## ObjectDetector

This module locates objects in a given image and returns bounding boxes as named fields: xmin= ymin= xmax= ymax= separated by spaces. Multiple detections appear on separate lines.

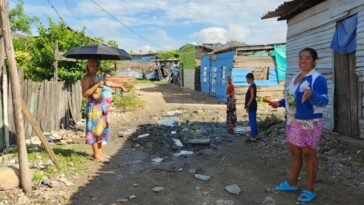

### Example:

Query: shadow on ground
xmin=139 ymin=84 xmax=223 ymax=105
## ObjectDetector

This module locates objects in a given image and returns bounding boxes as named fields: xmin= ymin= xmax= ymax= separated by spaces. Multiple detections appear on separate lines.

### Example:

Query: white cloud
xmin=192 ymin=25 xmax=250 ymax=43
xmin=18 ymin=0 xmax=287 ymax=50
xmin=142 ymin=45 xmax=154 ymax=53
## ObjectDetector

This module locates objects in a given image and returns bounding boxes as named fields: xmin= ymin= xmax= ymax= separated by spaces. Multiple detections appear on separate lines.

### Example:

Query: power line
xmin=63 ymin=0 xmax=84 ymax=29
xmin=90 ymin=0 xmax=164 ymax=50
xmin=46 ymin=0 xmax=64 ymax=21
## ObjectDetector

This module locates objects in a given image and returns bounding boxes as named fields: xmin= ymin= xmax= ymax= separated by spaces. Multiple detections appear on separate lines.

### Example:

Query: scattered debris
xmin=215 ymin=199 xmax=234 ymax=205
xmin=262 ymin=196 xmax=276 ymax=205
xmin=116 ymin=198 xmax=129 ymax=203
xmin=194 ymin=174 xmax=211 ymax=181
xmin=151 ymin=157 xmax=164 ymax=165
xmin=171 ymin=131 xmax=177 ymax=135
xmin=234 ymin=126 xmax=250 ymax=134
xmin=40 ymin=178 xmax=53 ymax=188
xmin=187 ymin=139 xmax=211 ymax=145
xmin=152 ymin=186 xmax=164 ymax=193
xmin=173 ymin=139 xmax=184 ymax=147
xmin=225 ymin=184 xmax=241 ymax=195
xmin=159 ymin=117 xmax=177 ymax=127
xmin=174 ymin=150 xmax=194 ymax=157
xmin=137 ymin=133 xmax=150 ymax=139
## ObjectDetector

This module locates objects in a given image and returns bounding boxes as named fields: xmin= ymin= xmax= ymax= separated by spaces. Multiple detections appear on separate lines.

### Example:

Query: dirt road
xmin=68 ymin=83 xmax=364 ymax=205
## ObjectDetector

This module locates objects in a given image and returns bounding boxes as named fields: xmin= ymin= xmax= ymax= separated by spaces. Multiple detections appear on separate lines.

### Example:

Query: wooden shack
xmin=263 ymin=0 xmax=364 ymax=139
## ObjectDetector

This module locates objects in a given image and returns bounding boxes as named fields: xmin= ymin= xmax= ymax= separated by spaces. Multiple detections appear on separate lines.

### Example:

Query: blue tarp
xmin=145 ymin=70 xmax=157 ymax=80
xmin=117 ymin=68 xmax=144 ymax=79
xmin=129 ymin=55 xmax=156 ymax=62
xmin=273 ymin=44 xmax=287 ymax=81
xmin=232 ymin=68 xmax=279 ymax=87
xmin=331 ymin=14 xmax=358 ymax=54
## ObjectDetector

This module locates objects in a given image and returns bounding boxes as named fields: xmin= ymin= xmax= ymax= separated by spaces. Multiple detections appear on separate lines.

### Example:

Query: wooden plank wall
xmin=3 ymin=73 xmax=82 ymax=139
xmin=286 ymin=0 xmax=334 ymax=131
xmin=356 ymin=9 xmax=364 ymax=138
xmin=286 ymin=0 xmax=364 ymax=134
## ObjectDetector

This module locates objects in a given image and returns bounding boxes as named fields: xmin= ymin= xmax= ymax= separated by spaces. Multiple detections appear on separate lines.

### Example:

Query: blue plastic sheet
xmin=331 ymin=14 xmax=358 ymax=54
xmin=273 ymin=44 xmax=287 ymax=81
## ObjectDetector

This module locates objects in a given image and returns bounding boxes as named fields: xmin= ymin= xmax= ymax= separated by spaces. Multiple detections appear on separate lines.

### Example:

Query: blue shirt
xmin=101 ymin=85 xmax=113 ymax=99
xmin=279 ymin=69 xmax=329 ymax=120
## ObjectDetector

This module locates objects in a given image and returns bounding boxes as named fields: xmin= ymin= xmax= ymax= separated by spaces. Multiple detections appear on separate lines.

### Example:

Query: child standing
xmin=245 ymin=73 xmax=258 ymax=142
xmin=101 ymin=72 xmax=113 ymax=113
xmin=226 ymin=76 xmax=237 ymax=130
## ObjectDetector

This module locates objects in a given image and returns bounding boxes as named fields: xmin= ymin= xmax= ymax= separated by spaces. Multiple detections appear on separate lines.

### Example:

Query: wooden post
xmin=0 ymin=38 xmax=9 ymax=148
xmin=53 ymin=40 xmax=58 ymax=81
xmin=21 ymin=101 xmax=60 ymax=167
xmin=0 ymin=0 xmax=32 ymax=193
xmin=2 ymin=62 xmax=10 ymax=149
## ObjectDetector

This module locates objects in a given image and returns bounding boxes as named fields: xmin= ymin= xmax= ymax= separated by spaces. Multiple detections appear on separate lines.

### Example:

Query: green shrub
xmin=112 ymin=94 xmax=144 ymax=112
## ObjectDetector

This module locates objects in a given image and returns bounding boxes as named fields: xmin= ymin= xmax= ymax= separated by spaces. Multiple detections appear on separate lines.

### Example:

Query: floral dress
xmin=284 ymin=77 xmax=323 ymax=150
xmin=226 ymin=85 xmax=237 ymax=129
xmin=85 ymin=78 xmax=110 ymax=145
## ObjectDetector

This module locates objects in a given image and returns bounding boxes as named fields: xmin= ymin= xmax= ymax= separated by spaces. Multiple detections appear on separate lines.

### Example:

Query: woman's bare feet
xmin=92 ymin=155 xmax=109 ymax=163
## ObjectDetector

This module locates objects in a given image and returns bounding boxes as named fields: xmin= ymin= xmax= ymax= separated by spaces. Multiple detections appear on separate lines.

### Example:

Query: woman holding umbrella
xmin=64 ymin=44 xmax=131 ymax=162
xmin=81 ymin=59 xmax=122 ymax=162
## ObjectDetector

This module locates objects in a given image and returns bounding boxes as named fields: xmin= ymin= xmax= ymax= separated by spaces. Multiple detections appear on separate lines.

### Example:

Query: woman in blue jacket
xmin=270 ymin=48 xmax=329 ymax=203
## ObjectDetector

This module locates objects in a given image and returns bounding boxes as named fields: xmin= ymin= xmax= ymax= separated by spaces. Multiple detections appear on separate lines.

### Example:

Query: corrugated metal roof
xmin=262 ymin=0 xmax=325 ymax=20
xmin=210 ymin=43 xmax=283 ymax=54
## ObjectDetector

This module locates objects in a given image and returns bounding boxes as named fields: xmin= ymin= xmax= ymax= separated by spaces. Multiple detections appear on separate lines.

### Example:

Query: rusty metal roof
xmin=262 ymin=0 xmax=325 ymax=21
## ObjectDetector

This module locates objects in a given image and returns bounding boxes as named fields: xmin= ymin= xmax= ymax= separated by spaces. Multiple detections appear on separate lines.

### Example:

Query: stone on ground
xmin=0 ymin=166 xmax=20 ymax=190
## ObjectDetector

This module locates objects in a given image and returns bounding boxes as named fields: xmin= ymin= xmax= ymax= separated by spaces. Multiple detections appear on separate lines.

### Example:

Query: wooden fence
xmin=0 ymin=68 xmax=82 ymax=149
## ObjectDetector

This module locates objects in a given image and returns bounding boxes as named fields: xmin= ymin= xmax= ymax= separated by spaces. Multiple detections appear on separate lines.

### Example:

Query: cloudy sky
xmin=9 ymin=0 xmax=287 ymax=52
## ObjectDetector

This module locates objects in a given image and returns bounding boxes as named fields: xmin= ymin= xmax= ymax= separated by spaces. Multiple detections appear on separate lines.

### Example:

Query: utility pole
xmin=0 ymin=0 xmax=32 ymax=193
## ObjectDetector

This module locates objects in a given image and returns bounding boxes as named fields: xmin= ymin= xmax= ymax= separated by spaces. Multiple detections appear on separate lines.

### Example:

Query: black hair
xmin=299 ymin=47 xmax=319 ymax=60
xmin=246 ymin=73 xmax=254 ymax=80
xmin=104 ymin=69 xmax=111 ymax=76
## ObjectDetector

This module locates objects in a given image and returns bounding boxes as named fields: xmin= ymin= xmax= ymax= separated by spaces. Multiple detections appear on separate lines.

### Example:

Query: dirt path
xmin=68 ymin=83 xmax=364 ymax=205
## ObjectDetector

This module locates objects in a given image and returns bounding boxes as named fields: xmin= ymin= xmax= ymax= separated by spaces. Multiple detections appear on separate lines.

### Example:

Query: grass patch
xmin=12 ymin=144 xmax=90 ymax=180
xmin=134 ymin=79 xmax=154 ymax=84
xmin=258 ymin=114 xmax=284 ymax=131
xmin=33 ymin=170 xmax=44 ymax=182
xmin=112 ymin=94 xmax=144 ymax=111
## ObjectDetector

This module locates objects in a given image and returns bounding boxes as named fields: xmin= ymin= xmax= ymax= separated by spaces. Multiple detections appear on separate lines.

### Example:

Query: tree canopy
xmin=9 ymin=1 xmax=119 ymax=83
xmin=8 ymin=0 xmax=39 ymax=35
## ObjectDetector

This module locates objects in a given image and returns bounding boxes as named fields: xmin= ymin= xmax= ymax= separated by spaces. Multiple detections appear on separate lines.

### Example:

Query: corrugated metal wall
xmin=200 ymin=55 xmax=211 ymax=93
xmin=215 ymin=51 xmax=235 ymax=102
xmin=183 ymin=69 xmax=195 ymax=90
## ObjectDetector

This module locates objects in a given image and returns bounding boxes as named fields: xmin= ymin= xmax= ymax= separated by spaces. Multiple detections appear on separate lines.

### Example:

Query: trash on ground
xmin=137 ymin=133 xmax=150 ymax=139
xmin=194 ymin=174 xmax=211 ymax=181
xmin=225 ymin=184 xmax=241 ymax=195
xmin=187 ymin=139 xmax=211 ymax=145
xmin=174 ymin=150 xmax=194 ymax=157
xmin=159 ymin=117 xmax=177 ymax=127
xmin=152 ymin=186 xmax=164 ymax=193
xmin=151 ymin=157 xmax=164 ymax=165
xmin=173 ymin=139 xmax=183 ymax=147
xmin=234 ymin=126 xmax=250 ymax=134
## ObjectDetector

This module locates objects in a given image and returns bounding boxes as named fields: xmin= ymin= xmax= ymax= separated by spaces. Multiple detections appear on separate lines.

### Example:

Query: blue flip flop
xmin=297 ymin=189 xmax=317 ymax=203
xmin=274 ymin=181 xmax=300 ymax=191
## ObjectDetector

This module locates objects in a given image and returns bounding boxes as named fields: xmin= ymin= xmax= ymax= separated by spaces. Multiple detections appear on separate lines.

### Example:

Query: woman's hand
xmin=302 ymin=89 xmax=312 ymax=103
xmin=119 ymin=85 xmax=126 ymax=92
xmin=270 ymin=101 xmax=279 ymax=108
xmin=97 ymin=80 xmax=105 ymax=87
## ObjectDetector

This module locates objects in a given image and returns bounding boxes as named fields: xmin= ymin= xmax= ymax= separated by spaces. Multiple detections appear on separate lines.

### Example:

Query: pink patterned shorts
xmin=286 ymin=119 xmax=323 ymax=150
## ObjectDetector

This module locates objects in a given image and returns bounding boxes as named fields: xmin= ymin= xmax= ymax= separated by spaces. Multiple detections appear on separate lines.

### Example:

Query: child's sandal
xmin=297 ymin=189 xmax=316 ymax=203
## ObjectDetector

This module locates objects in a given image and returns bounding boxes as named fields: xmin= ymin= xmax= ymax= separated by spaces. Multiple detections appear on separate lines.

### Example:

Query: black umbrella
xmin=63 ymin=44 xmax=132 ymax=60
